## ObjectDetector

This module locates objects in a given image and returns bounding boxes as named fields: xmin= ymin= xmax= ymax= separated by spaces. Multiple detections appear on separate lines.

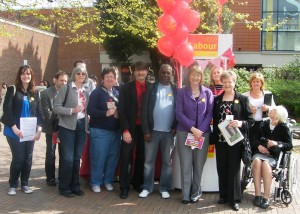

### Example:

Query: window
xmin=261 ymin=0 xmax=300 ymax=51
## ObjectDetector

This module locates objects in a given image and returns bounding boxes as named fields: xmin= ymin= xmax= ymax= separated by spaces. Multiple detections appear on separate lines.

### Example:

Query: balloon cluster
xmin=157 ymin=0 xmax=200 ymax=67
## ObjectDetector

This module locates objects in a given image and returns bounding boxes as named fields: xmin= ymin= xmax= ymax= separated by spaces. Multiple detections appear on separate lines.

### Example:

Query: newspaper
xmin=185 ymin=133 xmax=205 ymax=150
xmin=218 ymin=119 xmax=244 ymax=146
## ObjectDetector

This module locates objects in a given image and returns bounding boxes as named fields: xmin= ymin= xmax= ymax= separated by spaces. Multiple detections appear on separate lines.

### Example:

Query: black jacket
xmin=1 ymin=85 xmax=43 ymax=128
xmin=119 ymin=80 xmax=151 ymax=133
xmin=252 ymin=120 xmax=293 ymax=159
xmin=141 ymin=82 xmax=177 ymax=135
xmin=211 ymin=91 xmax=254 ymax=145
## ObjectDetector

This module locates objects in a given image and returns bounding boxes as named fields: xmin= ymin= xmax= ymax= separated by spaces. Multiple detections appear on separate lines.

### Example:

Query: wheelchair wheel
xmin=288 ymin=157 xmax=298 ymax=193
xmin=281 ymin=189 xmax=293 ymax=205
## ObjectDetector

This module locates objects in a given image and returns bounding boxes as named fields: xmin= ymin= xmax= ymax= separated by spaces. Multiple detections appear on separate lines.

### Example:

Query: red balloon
xmin=182 ymin=10 xmax=200 ymax=32
xmin=157 ymin=36 xmax=175 ymax=57
xmin=177 ymin=0 xmax=192 ymax=3
xmin=171 ymin=1 xmax=190 ymax=24
xmin=157 ymin=0 xmax=176 ymax=14
xmin=174 ymin=42 xmax=194 ymax=67
xmin=157 ymin=14 xmax=177 ymax=36
xmin=173 ymin=24 xmax=188 ymax=46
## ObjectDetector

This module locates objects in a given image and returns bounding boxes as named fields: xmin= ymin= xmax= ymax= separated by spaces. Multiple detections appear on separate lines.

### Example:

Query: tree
xmin=0 ymin=0 xmax=101 ymax=43
xmin=1 ymin=0 xmax=283 ymax=73
xmin=96 ymin=0 xmax=249 ymax=71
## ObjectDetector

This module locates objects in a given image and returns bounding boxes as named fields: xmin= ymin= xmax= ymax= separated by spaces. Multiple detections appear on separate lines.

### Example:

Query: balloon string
xmin=174 ymin=59 xmax=180 ymax=88
xmin=218 ymin=4 xmax=223 ymax=33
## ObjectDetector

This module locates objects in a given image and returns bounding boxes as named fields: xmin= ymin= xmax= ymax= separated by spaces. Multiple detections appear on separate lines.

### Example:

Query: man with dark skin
xmin=139 ymin=64 xmax=177 ymax=199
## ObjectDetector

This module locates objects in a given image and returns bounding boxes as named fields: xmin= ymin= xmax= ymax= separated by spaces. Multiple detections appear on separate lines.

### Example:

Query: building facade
xmin=232 ymin=0 xmax=300 ymax=68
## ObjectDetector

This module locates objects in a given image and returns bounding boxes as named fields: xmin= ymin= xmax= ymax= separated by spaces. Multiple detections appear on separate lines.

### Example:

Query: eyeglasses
xmin=76 ymin=72 xmax=86 ymax=76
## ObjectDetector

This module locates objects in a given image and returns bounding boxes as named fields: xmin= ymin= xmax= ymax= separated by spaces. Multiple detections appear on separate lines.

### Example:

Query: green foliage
xmin=231 ymin=68 xmax=250 ymax=93
xmin=269 ymin=79 xmax=300 ymax=117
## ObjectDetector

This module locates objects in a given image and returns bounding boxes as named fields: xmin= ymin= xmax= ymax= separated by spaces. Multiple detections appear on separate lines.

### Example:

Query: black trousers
xmin=119 ymin=125 xmax=145 ymax=190
xmin=215 ymin=141 xmax=243 ymax=204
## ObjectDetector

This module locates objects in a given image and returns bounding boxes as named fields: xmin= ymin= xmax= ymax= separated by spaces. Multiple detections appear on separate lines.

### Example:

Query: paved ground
xmin=0 ymin=132 xmax=299 ymax=214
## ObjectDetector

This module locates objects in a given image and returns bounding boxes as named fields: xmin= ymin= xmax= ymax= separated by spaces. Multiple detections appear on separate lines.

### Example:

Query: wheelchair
xmin=241 ymin=150 xmax=298 ymax=205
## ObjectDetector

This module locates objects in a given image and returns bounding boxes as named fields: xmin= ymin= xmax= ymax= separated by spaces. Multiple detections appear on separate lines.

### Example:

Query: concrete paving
xmin=0 ymin=132 xmax=299 ymax=214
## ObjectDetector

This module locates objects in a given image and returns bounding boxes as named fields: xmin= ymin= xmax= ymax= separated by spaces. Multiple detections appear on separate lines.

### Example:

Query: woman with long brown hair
xmin=1 ymin=65 xmax=43 ymax=196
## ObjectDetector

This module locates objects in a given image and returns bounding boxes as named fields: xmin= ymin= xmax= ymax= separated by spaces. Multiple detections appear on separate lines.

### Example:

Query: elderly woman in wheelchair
xmin=251 ymin=105 xmax=293 ymax=209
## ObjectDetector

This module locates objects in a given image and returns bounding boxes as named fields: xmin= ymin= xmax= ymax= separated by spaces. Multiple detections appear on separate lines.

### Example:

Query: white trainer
xmin=139 ymin=189 xmax=150 ymax=198
xmin=21 ymin=186 xmax=33 ymax=194
xmin=8 ymin=188 xmax=16 ymax=196
xmin=161 ymin=191 xmax=170 ymax=199
xmin=105 ymin=184 xmax=114 ymax=191
xmin=91 ymin=186 xmax=101 ymax=193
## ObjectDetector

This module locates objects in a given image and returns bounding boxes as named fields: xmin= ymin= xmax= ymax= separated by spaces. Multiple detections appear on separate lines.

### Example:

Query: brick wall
xmin=57 ymin=27 xmax=102 ymax=79
xmin=232 ymin=0 xmax=261 ymax=52
xmin=0 ymin=19 xmax=58 ymax=86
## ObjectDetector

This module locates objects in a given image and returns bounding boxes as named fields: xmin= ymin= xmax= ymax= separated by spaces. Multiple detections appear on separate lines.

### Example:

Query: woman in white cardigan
xmin=243 ymin=73 xmax=275 ymax=147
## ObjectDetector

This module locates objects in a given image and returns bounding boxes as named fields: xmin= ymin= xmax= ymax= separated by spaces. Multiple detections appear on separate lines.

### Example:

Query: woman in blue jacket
xmin=2 ymin=65 xmax=43 ymax=196
xmin=87 ymin=67 xmax=120 ymax=193
xmin=175 ymin=63 xmax=214 ymax=204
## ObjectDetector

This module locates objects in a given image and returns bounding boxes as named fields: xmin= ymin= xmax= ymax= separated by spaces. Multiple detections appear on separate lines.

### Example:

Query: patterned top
xmin=218 ymin=101 xmax=233 ymax=142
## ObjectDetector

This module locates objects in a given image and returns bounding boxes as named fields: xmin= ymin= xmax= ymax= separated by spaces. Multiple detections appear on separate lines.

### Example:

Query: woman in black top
xmin=1 ymin=65 xmax=43 ymax=196
xmin=251 ymin=105 xmax=292 ymax=209
xmin=212 ymin=70 xmax=254 ymax=211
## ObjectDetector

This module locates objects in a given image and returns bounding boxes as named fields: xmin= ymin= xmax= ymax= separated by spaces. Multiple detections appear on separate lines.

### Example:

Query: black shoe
xmin=260 ymin=198 xmax=269 ymax=209
xmin=190 ymin=199 xmax=199 ymax=203
xmin=60 ymin=191 xmax=75 ymax=198
xmin=181 ymin=200 xmax=190 ymax=204
xmin=231 ymin=203 xmax=239 ymax=211
xmin=132 ymin=184 xmax=143 ymax=192
xmin=120 ymin=189 xmax=128 ymax=199
xmin=72 ymin=189 xmax=85 ymax=196
xmin=217 ymin=198 xmax=227 ymax=204
xmin=47 ymin=179 xmax=57 ymax=187
xmin=253 ymin=196 xmax=262 ymax=207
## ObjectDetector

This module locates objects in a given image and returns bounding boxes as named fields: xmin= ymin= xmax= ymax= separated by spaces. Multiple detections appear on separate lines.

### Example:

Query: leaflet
xmin=218 ymin=119 xmax=244 ymax=146
xmin=20 ymin=117 xmax=37 ymax=142
xmin=185 ymin=133 xmax=205 ymax=150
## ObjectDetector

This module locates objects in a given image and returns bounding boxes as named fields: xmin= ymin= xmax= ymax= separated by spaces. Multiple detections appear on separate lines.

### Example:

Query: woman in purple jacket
xmin=175 ymin=64 xmax=214 ymax=204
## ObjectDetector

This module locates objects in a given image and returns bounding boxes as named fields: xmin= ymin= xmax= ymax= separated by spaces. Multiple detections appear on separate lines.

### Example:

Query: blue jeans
xmin=7 ymin=136 xmax=35 ymax=188
xmin=89 ymin=128 xmax=121 ymax=186
xmin=143 ymin=131 xmax=175 ymax=193
xmin=58 ymin=118 xmax=86 ymax=194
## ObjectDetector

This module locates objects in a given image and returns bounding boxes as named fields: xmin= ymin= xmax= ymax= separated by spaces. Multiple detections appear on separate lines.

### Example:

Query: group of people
xmin=0 ymin=60 xmax=293 ymax=211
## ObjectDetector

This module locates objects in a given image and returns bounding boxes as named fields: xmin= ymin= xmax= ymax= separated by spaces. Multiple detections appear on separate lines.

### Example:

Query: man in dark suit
xmin=118 ymin=61 xmax=150 ymax=199
xmin=41 ymin=71 xmax=68 ymax=186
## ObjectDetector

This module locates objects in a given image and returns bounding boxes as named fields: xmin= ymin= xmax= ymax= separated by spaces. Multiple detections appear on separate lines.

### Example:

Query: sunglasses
xmin=76 ymin=72 xmax=86 ymax=76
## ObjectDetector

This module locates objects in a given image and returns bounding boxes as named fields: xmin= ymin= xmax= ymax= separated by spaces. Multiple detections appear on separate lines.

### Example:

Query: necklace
xmin=192 ymin=90 xmax=199 ymax=96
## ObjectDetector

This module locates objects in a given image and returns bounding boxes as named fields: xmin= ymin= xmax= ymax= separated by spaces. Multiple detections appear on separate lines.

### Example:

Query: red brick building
xmin=0 ymin=18 xmax=58 ymax=85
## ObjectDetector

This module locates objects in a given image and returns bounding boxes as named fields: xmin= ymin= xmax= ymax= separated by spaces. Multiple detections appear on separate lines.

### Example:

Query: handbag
xmin=51 ymin=85 xmax=69 ymax=132
xmin=242 ymin=122 xmax=252 ymax=165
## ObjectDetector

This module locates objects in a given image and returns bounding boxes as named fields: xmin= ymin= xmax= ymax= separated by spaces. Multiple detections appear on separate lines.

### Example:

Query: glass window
xmin=261 ymin=0 xmax=300 ymax=51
